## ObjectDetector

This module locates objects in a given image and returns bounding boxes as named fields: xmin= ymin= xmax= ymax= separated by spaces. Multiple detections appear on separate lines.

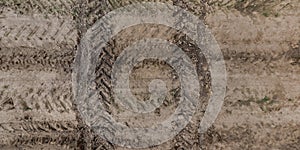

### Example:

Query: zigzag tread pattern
xmin=0 ymin=131 xmax=79 ymax=147
xmin=95 ymin=47 xmax=115 ymax=112
xmin=0 ymin=47 xmax=74 ymax=73
xmin=1 ymin=0 xmax=76 ymax=16
xmin=0 ymin=16 xmax=78 ymax=47
xmin=0 ymin=81 xmax=73 ymax=113
xmin=83 ymin=0 xmax=207 ymax=28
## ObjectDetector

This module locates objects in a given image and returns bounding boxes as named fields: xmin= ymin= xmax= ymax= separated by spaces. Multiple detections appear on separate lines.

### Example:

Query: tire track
xmin=207 ymin=0 xmax=299 ymax=16
xmin=82 ymin=0 xmax=210 ymax=30
xmin=0 ymin=0 xmax=297 ymax=149
xmin=0 ymin=70 xmax=79 ymax=147
xmin=83 ymin=22 xmax=211 ymax=149
xmin=0 ymin=0 xmax=81 ymax=149
xmin=0 ymin=131 xmax=79 ymax=148
xmin=206 ymin=10 xmax=300 ymax=55
xmin=202 ymin=123 xmax=300 ymax=149
xmin=0 ymin=72 xmax=73 ymax=114
xmin=0 ymin=16 xmax=78 ymax=48
xmin=0 ymin=47 xmax=74 ymax=73
xmin=0 ymin=0 xmax=76 ymax=16
xmin=0 ymin=121 xmax=77 ymax=133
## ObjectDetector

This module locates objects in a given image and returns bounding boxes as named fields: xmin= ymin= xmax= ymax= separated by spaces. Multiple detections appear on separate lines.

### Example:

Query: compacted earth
xmin=0 ymin=0 xmax=299 ymax=149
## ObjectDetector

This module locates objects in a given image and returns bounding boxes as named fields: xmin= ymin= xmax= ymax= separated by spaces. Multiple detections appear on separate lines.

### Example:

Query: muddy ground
xmin=0 ymin=0 xmax=299 ymax=149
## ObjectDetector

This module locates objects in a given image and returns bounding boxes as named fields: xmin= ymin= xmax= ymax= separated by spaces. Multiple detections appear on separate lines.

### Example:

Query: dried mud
xmin=0 ymin=0 xmax=299 ymax=149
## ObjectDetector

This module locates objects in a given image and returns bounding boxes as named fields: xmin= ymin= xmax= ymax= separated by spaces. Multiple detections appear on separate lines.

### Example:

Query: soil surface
xmin=0 ymin=0 xmax=299 ymax=149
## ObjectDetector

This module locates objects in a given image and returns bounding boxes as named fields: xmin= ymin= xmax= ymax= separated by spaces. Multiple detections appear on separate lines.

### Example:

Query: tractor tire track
xmin=0 ymin=0 xmax=77 ymax=16
xmin=0 ymin=15 xmax=78 ymax=48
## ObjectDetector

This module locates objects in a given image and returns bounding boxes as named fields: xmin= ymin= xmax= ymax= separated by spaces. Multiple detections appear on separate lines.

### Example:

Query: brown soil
xmin=0 ymin=0 xmax=299 ymax=149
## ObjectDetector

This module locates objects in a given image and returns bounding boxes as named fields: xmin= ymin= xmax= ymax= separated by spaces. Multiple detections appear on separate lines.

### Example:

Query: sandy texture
xmin=0 ymin=0 xmax=299 ymax=149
